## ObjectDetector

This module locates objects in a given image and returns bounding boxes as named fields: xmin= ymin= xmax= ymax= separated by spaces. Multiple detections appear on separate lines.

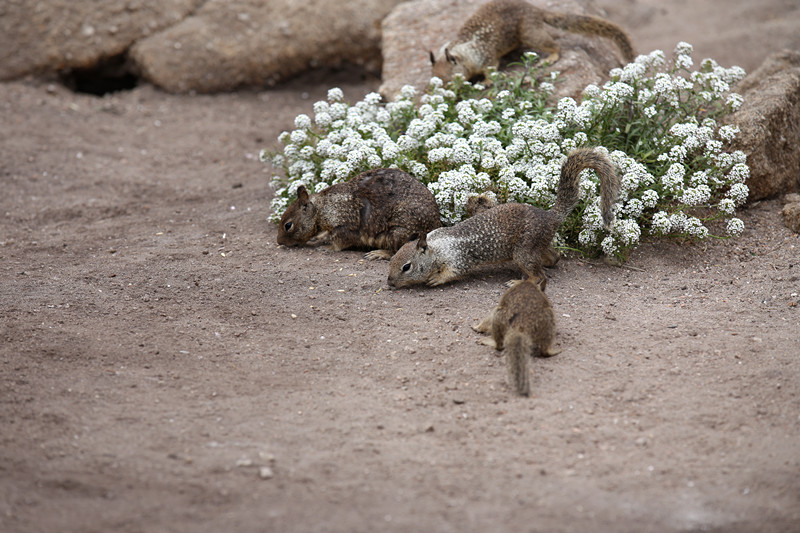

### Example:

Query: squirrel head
xmin=277 ymin=185 xmax=319 ymax=246
xmin=430 ymin=43 xmax=468 ymax=83
xmin=387 ymin=234 xmax=433 ymax=288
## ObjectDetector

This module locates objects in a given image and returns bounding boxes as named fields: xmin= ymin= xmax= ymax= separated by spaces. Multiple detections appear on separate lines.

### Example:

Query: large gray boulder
xmin=728 ymin=49 xmax=800 ymax=202
xmin=130 ymin=0 xmax=405 ymax=93
xmin=0 ymin=0 xmax=202 ymax=80
xmin=379 ymin=0 xmax=632 ymax=100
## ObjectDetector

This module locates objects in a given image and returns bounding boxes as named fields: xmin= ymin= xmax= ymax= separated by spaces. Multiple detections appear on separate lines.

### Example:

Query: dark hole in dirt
xmin=59 ymin=53 xmax=138 ymax=96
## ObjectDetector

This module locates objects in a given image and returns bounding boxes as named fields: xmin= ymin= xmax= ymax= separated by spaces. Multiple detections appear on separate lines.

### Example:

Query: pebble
xmin=259 ymin=466 xmax=274 ymax=479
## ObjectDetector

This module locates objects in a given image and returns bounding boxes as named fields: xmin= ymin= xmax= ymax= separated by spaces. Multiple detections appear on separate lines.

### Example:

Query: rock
xmin=782 ymin=200 xmax=800 ymax=233
xmin=379 ymin=0 xmax=632 ymax=100
xmin=728 ymin=50 xmax=800 ymax=202
xmin=0 ymin=1 xmax=202 ymax=80
xmin=130 ymin=0 xmax=403 ymax=93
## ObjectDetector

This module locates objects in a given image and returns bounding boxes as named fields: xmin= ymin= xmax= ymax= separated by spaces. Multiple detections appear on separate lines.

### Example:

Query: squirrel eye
xmin=284 ymin=221 xmax=293 ymax=232
xmin=402 ymin=262 xmax=411 ymax=272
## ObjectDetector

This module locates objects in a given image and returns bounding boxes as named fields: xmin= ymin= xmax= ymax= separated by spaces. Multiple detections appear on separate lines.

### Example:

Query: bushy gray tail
xmin=550 ymin=148 xmax=620 ymax=230
xmin=505 ymin=331 xmax=531 ymax=397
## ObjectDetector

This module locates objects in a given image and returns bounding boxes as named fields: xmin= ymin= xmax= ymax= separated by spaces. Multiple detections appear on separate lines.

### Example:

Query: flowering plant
xmin=261 ymin=42 xmax=749 ymax=259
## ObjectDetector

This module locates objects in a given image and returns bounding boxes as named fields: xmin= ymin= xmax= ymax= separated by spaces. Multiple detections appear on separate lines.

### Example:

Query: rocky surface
xmin=782 ymin=193 xmax=800 ymax=233
xmin=379 ymin=0 xmax=632 ymax=100
xmin=0 ymin=0 xmax=202 ymax=80
xmin=728 ymin=49 xmax=800 ymax=201
xmin=0 ymin=0 xmax=403 ymax=93
xmin=131 ymin=0 xmax=405 ymax=93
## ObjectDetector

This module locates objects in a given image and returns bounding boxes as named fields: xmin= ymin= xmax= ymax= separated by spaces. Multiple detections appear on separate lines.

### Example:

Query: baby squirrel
xmin=473 ymin=277 xmax=558 ymax=396
xmin=430 ymin=0 xmax=635 ymax=82
xmin=387 ymin=147 xmax=620 ymax=287
xmin=277 ymin=168 xmax=441 ymax=259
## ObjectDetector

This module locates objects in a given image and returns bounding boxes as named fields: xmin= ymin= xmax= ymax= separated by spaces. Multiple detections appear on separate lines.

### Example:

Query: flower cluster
xmin=262 ymin=43 xmax=749 ymax=258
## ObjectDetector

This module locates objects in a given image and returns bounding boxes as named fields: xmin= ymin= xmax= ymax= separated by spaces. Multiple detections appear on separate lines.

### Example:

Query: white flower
xmin=717 ymin=198 xmax=736 ymax=214
xmin=726 ymin=93 xmax=743 ymax=111
xmin=675 ymin=42 xmax=694 ymax=57
xmin=718 ymin=125 xmax=739 ymax=142
xmin=314 ymin=182 xmax=330 ymax=193
xmin=680 ymin=184 xmax=711 ymax=206
xmin=676 ymin=54 xmax=693 ymax=70
xmin=727 ymin=217 xmax=745 ymax=236
xmin=583 ymin=84 xmax=602 ymax=99
xmin=727 ymin=182 xmax=750 ymax=205
xmin=651 ymin=211 xmax=671 ymax=234
xmin=685 ymin=216 xmax=708 ymax=238
xmin=619 ymin=61 xmax=647 ymax=83
xmin=641 ymin=189 xmax=659 ymax=208
xmin=661 ymin=163 xmax=686 ymax=192
xmin=614 ymin=219 xmax=641 ymax=246
xmin=330 ymin=102 xmax=347 ymax=120
xmin=327 ymin=87 xmax=344 ymax=102
xmin=294 ymin=114 xmax=312 ymax=130
xmin=399 ymin=84 xmax=417 ymax=100
xmin=601 ymin=235 xmax=618 ymax=256
xmin=315 ymin=112 xmax=332 ymax=127
xmin=624 ymin=198 xmax=644 ymax=218
xmin=669 ymin=211 xmax=688 ymax=232
xmin=539 ymin=82 xmax=555 ymax=95
xmin=428 ymin=147 xmax=452 ymax=163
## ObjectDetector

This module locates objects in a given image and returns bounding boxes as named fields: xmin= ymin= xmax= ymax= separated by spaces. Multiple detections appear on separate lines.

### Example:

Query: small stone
xmin=259 ymin=466 xmax=274 ymax=479
xmin=781 ymin=202 xmax=800 ymax=233
xmin=258 ymin=451 xmax=276 ymax=464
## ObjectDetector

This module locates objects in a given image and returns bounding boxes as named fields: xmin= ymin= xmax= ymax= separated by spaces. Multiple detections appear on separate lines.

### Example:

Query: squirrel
xmin=387 ymin=147 xmax=620 ymax=288
xmin=430 ymin=0 xmax=635 ymax=83
xmin=466 ymin=192 xmax=561 ymax=268
xmin=277 ymin=168 xmax=442 ymax=259
xmin=473 ymin=277 xmax=558 ymax=396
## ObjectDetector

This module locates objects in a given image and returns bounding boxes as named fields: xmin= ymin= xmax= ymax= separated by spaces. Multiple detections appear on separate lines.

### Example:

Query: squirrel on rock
xmin=430 ymin=0 xmax=635 ymax=83
xmin=387 ymin=147 xmax=620 ymax=288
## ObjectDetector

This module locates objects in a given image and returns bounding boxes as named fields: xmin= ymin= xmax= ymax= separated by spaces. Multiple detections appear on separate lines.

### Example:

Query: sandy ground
xmin=1 ymin=1 xmax=799 ymax=532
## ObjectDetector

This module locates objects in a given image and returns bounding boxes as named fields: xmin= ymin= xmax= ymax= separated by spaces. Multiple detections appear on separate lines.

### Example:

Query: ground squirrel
xmin=277 ymin=168 xmax=441 ymax=259
xmin=430 ymin=0 xmax=635 ymax=82
xmin=387 ymin=147 xmax=619 ymax=287
xmin=473 ymin=277 xmax=558 ymax=396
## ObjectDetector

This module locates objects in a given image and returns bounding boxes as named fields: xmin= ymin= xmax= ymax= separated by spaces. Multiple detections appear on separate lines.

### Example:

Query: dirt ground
xmin=1 ymin=1 xmax=799 ymax=532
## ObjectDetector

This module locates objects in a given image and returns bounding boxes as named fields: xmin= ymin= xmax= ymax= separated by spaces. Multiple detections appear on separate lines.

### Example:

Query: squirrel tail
xmin=505 ymin=330 xmax=531 ymax=397
xmin=543 ymin=13 xmax=635 ymax=63
xmin=550 ymin=148 xmax=620 ymax=230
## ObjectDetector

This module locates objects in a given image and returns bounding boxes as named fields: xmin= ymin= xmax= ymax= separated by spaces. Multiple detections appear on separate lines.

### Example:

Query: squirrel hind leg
xmin=542 ymin=246 xmax=560 ymax=268
xmin=473 ymin=309 xmax=497 ymax=334
xmin=519 ymin=28 xmax=561 ymax=64
xmin=364 ymin=249 xmax=393 ymax=261
xmin=477 ymin=337 xmax=498 ymax=349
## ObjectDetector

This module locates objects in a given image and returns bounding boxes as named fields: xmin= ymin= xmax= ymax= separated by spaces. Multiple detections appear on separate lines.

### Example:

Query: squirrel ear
xmin=417 ymin=233 xmax=428 ymax=252
xmin=445 ymin=48 xmax=456 ymax=64
xmin=296 ymin=185 xmax=309 ymax=203
xmin=429 ymin=50 xmax=436 ymax=65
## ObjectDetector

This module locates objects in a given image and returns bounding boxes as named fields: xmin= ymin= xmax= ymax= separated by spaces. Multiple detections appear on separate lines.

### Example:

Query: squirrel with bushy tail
xmin=388 ymin=147 xmax=620 ymax=288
